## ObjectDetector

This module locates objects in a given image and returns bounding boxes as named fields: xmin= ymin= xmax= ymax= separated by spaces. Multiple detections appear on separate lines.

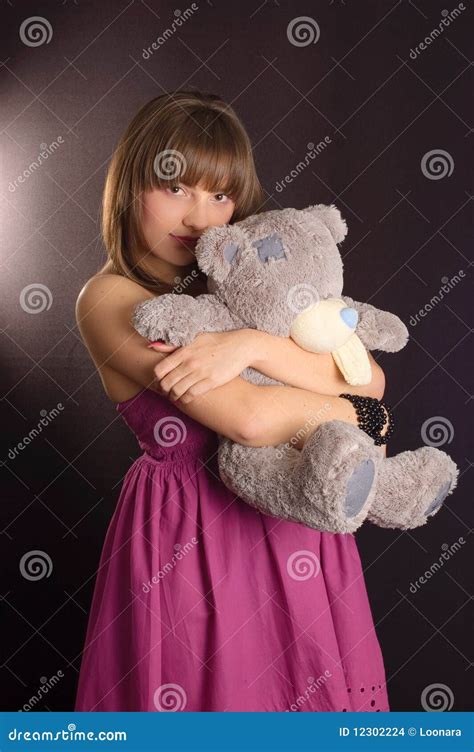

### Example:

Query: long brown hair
xmin=99 ymin=89 xmax=266 ymax=294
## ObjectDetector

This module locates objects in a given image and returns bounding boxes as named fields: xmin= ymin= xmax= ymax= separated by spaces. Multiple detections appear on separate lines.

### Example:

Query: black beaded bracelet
xmin=339 ymin=393 xmax=395 ymax=446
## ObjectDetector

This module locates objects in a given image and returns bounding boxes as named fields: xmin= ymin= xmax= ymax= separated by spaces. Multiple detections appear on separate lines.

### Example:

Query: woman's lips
xmin=170 ymin=233 xmax=199 ymax=247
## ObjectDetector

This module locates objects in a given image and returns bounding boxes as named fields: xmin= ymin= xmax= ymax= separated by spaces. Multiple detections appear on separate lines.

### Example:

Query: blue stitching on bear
xmin=252 ymin=233 xmax=287 ymax=263
xmin=223 ymin=243 xmax=239 ymax=264
xmin=223 ymin=242 xmax=240 ymax=263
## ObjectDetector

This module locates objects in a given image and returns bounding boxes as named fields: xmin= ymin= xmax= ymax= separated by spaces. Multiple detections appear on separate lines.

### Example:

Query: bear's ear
xmin=301 ymin=203 xmax=348 ymax=244
xmin=195 ymin=225 xmax=246 ymax=284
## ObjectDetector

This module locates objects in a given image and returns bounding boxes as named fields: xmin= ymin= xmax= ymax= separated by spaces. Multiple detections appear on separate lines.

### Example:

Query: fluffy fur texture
xmin=133 ymin=204 xmax=459 ymax=533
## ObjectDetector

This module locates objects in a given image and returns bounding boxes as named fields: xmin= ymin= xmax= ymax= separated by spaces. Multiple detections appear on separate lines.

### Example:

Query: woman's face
xmin=138 ymin=180 xmax=235 ymax=280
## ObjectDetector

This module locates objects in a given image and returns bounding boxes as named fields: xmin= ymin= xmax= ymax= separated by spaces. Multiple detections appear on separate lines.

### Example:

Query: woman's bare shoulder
xmin=75 ymin=271 xmax=156 ymax=349
xmin=77 ymin=271 xmax=153 ymax=305
xmin=74 ymin=272 xmax=160 ymax=404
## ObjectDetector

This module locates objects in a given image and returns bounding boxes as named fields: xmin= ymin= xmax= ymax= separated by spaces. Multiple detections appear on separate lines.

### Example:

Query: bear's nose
xmin=340 ymin=307 xmax=358 ymax=328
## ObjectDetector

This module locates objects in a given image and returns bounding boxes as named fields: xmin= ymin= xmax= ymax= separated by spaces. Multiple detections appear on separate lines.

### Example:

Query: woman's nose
xmin=182 ymin=201 xmax=210 ymax=232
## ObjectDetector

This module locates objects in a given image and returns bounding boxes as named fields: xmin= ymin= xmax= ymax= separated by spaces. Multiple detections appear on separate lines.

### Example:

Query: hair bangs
xmin=143 ymin=111 xmax=251 ymax=205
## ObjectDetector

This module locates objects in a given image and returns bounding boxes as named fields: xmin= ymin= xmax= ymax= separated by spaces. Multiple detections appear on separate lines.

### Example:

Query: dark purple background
xmin=1 ymin=0 xmax=472 ymax=711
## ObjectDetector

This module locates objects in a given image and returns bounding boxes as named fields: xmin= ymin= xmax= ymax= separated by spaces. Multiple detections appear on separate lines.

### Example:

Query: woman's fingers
xmin=159 ymin=369 xmax=215 ymax=403
xmin=147 ymin=341 xmax=179 ymax=352
xmin=156 ymin=360 xmax=197 ymax=392
xmin=166 ymin=374 xmax=204 ymax=402
xmin=152 ymin=350 xmax=190 ymax=382
xmin=178 ymin=379 xmax=215 ymax=404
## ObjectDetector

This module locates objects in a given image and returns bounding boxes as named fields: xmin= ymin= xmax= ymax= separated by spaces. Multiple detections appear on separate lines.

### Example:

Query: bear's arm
xmin=132 ymin=293 xmax=245 ymax=347
xmin=341 ymin=295 xmax=409 ymax=353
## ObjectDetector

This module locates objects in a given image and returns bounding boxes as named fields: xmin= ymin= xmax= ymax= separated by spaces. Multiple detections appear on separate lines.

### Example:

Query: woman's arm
xmin=76 ymin=276 xmax=382 ymax=450
xmin=150 ymin=328 xmax=385 ymax=403
xmin=246 ymin=329 xmax=385 ymax=399
xmin=76 ymin=275 xmax=255 ymax=445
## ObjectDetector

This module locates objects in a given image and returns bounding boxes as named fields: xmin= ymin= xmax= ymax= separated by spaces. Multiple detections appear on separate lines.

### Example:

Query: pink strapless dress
xmin=74 ymin=386 xmax=390 ymax=712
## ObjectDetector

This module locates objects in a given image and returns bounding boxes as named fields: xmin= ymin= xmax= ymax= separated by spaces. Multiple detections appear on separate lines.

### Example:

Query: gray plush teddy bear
xmin=132 ymin=204 xmax=458 ymax=534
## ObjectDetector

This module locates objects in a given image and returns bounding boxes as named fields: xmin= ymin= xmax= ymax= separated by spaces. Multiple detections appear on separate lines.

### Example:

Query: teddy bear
xmin=132 ymin=204 xmax=459 ymax=534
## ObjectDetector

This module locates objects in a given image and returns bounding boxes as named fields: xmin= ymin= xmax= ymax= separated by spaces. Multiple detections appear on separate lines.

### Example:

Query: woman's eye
xmin=167 ymin=186 xmax=232 ymax=202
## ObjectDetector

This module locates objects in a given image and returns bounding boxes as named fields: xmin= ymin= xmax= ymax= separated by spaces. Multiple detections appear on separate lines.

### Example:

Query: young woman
xmin=74 ymin=90 xmax=390 ymax=712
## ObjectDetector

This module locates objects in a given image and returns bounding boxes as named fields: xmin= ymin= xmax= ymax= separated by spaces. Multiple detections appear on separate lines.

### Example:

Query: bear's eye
xmin=252 ymin=233 xmax=287 ymax=263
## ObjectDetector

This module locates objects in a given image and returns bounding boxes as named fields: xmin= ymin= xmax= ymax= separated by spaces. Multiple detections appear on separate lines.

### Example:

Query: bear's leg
xmin=367 ymin=447 xmax=459 ymax=530
xmin=218 ymin=420 xmax=382 ymax=534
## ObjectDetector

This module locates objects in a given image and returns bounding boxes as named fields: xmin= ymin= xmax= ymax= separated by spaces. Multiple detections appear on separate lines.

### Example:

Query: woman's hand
xmin=147 ymin=329 xmax=259 ymax=404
